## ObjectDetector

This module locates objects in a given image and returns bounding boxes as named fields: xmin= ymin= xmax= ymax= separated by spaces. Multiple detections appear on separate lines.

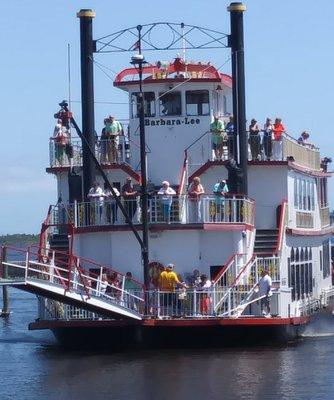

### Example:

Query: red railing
xmin=177 ymin=150 xmax=188 ymax=195
xmin=274 ymin=199 xmax=288 ymax=254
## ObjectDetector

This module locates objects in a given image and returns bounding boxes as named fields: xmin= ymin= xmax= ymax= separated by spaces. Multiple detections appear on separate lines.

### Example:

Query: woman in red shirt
xmin=272 ymin=118 xmax=285 ymax=160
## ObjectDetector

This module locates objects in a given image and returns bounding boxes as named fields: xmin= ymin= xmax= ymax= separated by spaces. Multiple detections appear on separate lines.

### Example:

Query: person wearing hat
xmin=122 ymin=177 xmax=138 ymax=222
xmin=157 ymin=181 xmax=176 ymax=223
xmin=159 ymin=263 xmax=186 ymax=316
xmin=212 ymin=179 xmax=229 ymax=222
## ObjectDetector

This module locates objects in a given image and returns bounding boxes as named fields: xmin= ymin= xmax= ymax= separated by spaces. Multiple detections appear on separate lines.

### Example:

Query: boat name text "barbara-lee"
xmin=145 ymin=117 xmax=201 ymax=126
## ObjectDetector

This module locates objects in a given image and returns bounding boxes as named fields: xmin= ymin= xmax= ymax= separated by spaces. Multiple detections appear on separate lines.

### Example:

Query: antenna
xmin=181 ymin=22 xmax=186 ymax=62
xmin=67 ymin=43 xmax=72 ymax=112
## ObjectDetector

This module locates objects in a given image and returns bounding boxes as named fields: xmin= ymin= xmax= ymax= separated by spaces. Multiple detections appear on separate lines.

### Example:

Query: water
xmin=0 ymin=289 xmax=334 ymax=400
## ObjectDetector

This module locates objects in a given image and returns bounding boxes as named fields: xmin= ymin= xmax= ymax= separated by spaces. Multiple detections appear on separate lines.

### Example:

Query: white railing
xmin=213 ymin=255 xmax=280 ymax=315
xmin=185 ymin=130 xmax=321 ymax=175
xmin=49 ymin=135 xmax=131 ymax=168
xmin=282 ymin=135 xmax=320 ymax=170
xmin=320 ymin=207 xmax=330 ymax=228
xmin=296 ymin=211 xmax=314 ymax=229
xmin=51 ymin=195 xmax=255 ymax=228
xmin=1 ymin=246 xmax=144 ymax=316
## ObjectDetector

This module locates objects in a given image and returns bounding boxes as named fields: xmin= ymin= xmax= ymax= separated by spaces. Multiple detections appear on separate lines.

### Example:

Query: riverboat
xmin=1 ymin=3 xmax=333 ymax=348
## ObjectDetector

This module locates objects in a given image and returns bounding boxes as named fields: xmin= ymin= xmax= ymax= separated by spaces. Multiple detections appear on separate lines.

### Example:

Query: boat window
xmin=307 ymin=181 xmax=311 ymax=210
xmin=290 ymin=247 xmax=295 ymax=261
xmin=294 ymin=178 xmax=298 ymax=208
xmin=159 ymin=92 xmax=182 ymax=116
xmin=322 ymin=239 xmax=330 ymax=279
xmin=131 ymin=92 xmax=156 ymax=118
xmin=186 ymin=90 xmax=210 ymax=116
xmin=311 ymin=182 xmax=315 ymax=210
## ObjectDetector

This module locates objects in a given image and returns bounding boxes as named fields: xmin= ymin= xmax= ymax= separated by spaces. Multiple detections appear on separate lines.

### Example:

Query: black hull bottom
xmin=51 ymin=324 xmax=304 ymax=350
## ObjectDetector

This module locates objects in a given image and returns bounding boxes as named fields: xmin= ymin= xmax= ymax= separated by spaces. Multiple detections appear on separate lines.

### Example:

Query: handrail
xmin=178 ymin=150 xmax=188 ymax=195
xmin=184 ymin=130 xmax=211 ymax=153
xmin=212 ymin=253 xmax=246 ymax=285
xmin=11 ymin=244 xmax=145 ymax=289
xmin=274 ymin=199 xmax=288 ymax=254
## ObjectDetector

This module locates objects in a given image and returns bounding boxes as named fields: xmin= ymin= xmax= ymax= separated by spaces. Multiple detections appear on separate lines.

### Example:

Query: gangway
xmin=0 ymin=246 xmax=144 ymax=320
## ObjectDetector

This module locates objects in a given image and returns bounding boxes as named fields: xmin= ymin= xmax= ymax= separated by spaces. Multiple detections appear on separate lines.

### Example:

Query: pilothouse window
xmin=131 ymin=92 xmax=156 ymax=118
xmin=186 ymin=90 xmax=210 ymax=116
xmin=159 ymin=92 xmax=181 ymax=116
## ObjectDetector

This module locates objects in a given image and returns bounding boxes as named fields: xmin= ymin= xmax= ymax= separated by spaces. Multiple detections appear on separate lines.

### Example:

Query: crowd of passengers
xmin=211 ymin=116 xmax=315 ymax=162
xmin=86 ymin=263 xmax=273 ymax=318
xmin=53 ymin=114 xmax=128 ymax=166
xmin=85 ymin=176 xmax=232 ymax=225
xmin=53 ymin=112 xmax=316 ymax=167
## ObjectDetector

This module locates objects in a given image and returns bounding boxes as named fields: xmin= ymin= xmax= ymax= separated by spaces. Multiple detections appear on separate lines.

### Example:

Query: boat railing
xmin=1 ymin=245 xmax=145 ymax=316
xmin=143 ymin=286 xmax=280 ymax=319
xmin=49 ymin=134 xmax=133 ymax=168
xmin=320 ymin=206 xmax=330 ymax=228
xmin=51 ymin=194 xmax=255 ymax=228
xmin=282 ymin=133 xmax=320 ymax=170
xmin=184 ymin=129 xmax=321 ymax=175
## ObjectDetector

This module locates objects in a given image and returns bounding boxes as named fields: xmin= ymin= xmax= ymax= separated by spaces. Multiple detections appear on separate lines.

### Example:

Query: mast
xmin=77 ymin=9 xmax=96 ymax=197
xmin=228 ymin=2 xmax=248 ymax=195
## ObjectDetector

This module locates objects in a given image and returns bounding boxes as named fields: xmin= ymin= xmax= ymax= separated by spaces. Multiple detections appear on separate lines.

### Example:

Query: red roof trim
xmin=114 ymin=78 xmax=222 ymax=87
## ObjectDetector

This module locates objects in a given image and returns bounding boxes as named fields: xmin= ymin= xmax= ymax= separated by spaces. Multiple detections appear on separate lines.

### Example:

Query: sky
xmin=0 ymin=0 xmax=333 ymax=234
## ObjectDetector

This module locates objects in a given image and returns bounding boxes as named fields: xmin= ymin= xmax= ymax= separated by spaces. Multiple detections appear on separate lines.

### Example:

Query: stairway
xmin=49 ymin=233 xmax=70 ymax=267
xmin=254 ymin=229 xmax=278 ymax=255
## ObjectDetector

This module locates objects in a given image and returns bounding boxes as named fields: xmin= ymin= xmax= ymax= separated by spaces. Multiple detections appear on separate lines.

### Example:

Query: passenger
xmin=158 ymin=181 xmax=176 ymax=224
xmin=159 ymin=263 xmax=186 ymax=316
xmin=212 ymin=179 xmax=229 ymax=222
xmin=87 ymin=181 xmax=104 ymax=225
xmin=100 ymin=118 xmax=109 ymax=163
xmin=272 ymin=118 xmax=285 ymax=161
xmin=257 ymin=269 xmax=272 ymax=317
xmin=263 ymin=118 xmax=274 ymax=161
xmin=100 ymin=273 xmax=109 ymax=295
xmin=104 ymin=116 xmax=123 ymax=164
xmin=225 ymin=116 xmax=235 ymax=159
xmin=248 ymin=119 xmax=261 ymax=161
xmin=53 ymin=118 xmax=68 ymax=166
xmin=109 ymin=272 xmax=121 ymax=299
xmin=188 ymin=176 xmax=205 ymax=222
xmin=122 ymin=177 xmax=138 ymax=222
xmin=199 ymin=274 xmax=212 ymax=315
xmin=210 ymin=115 xmax=226 ymax=161
xmin=190 ymin=269 xmax=202 ymax=288
xmin=103 ymin=183 xmax=120 ymax=224
xmin=298 ymin=131 xmax=314 ymax=148
xmin=124 ymin=272 xmax=141 ymax=310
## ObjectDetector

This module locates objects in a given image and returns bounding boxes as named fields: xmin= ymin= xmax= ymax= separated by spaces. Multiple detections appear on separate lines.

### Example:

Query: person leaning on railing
xmin=188 ymin=176 xmax=205 ymax=223
xmin=272 ymin=118 xmax=285 ymax=161
xmin=122 ymin=177 xmax=138 ymax=222
xmin=212 ymin=179 xmax=229 ymax=222
xmin=158 ymin=181 xmax=176 ymax=224
xmin=159 ymin=263 xmax=187 ymax=317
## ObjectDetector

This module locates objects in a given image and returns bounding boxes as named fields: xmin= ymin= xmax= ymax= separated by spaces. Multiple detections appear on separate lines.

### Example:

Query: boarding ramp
xmin=0 ymin=246 xmax=144 ymax=320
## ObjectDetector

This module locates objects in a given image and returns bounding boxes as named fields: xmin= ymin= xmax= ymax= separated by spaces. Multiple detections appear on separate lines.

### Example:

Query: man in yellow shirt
xmin=159 ymin=264 xmax=186 ymax=317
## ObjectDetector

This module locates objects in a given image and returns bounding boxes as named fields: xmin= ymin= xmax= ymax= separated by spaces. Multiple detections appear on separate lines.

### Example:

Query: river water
xmin=0 ymin=289 xmax=334 ymax=400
